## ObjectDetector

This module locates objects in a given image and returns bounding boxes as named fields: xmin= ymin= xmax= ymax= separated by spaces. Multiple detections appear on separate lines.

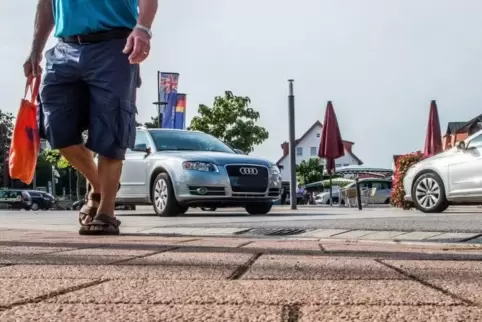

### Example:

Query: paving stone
xmin=140 ymin=227 xmax=204 ymax=235
xmin=427 ymin=233 xmax=480 ymax=242
xmin=0 ymin=304 xmax=281 ymax=322
xmin=47 ymin=280 xmax=458 ymax=306
xmin=395 ymin=232 xmax=443 ymax=241
xmin=331 ymin=230 xmax=378 ymax=239
xmin=243 ymin=255 xmax=406 ymax=280
xmin=0 ymin=278 xmax=96 ymax=307
xmin=387 ymin=260 xmax=482 ymax=304
xmin=178 ymin=238 xmax=253 ymax=248
xmin=244 ymin=240 xmax=321 ymax=251
xmin=193 ymin=228 xmax=249 ymax=235
xmin=386 ymin=260 xmax=482 ymax=280
xmin=31 ymin=247 xmax=162 ymax=265
xmin=122 ymin=252 xmax=252 ymax=279
xmin=0 ymin=247 xmax=75 ymax=264
xmin=300 ymin=229 xmax=349 ymax=238
xmin=300 ymin=305 xmax=482 ymax=321
xmin=359 ymin=231 xmax=408 ymax=240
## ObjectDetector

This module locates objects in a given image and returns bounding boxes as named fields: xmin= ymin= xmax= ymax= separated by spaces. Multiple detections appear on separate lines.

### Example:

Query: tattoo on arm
xmin=32 ymin=0 xmax=54 ymax=54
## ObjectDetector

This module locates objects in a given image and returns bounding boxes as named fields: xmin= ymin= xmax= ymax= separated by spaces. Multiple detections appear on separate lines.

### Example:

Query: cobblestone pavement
xmin=1 ymin=229 xmax=482 ymax=321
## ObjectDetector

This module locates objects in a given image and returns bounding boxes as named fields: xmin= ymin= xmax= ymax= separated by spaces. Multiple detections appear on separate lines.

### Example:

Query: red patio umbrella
xmin=423 ymin=100 xmax=443 ymax=157
xmin=318 ymin=101 xmax=345 ymax=205
xmin=318 ymin=101 xmax=345 ymax=173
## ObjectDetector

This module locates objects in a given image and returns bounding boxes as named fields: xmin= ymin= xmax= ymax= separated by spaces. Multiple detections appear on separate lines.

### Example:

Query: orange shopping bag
xmin=8 ymin=76 xmax=41 ymax=184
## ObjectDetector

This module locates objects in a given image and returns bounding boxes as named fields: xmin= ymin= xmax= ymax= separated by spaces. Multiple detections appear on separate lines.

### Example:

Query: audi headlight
xmin=270 ymin=165 xmax=280 ymax=175
xmin=182 ymin=161 xmax=219 ymax=172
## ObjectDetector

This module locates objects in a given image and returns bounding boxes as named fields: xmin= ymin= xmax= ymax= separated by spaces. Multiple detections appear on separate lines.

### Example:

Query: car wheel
xmin=245 ymin=203 xmax=273 ymax=215
xmin=412 ymin=172 xmax=448 ymax=213
xmin=201 ymin=207 xmax=216 ymax=211
xmin=30 ymin=202 xmax=39 ymax=211
xmin=152 ymin=172 xmax=184 ymax=216
xmin=129 ymin=205 xmax=136 ymax=211
xmin=384 ymin=198 xmax=390 ymax=204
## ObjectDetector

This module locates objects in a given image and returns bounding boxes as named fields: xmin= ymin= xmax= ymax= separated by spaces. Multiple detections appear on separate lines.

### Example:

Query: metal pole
xmin=329 ymin=173 xmax=333 ymax=206
xmin=288 ymin=79 xmax=297 ymax=210
xmin=355 ymin=176 xmax=363 ymax=210
xmin=51 ymin=165 xmax=56 ymax=197
xmin=68 ymin=168 xmax=72 ymax=200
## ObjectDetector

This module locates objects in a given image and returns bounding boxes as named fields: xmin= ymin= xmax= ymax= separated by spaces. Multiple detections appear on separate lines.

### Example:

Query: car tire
xmin=412 ymin=172 xmax=449 ymax=213
xmin=30 ymin=202 xmax=39 ymax=211
xmin=245 ymin=203 xmax=273 ymax=215
xmin=152 ymin=172 xmax=184 ymax=217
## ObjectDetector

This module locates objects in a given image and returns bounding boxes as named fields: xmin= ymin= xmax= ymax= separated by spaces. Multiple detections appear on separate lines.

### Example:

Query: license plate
xmin=231 ymin=176 xmax=260 ymax=186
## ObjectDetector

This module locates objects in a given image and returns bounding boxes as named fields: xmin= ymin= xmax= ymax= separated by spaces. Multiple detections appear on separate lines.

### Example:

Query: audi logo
xmin=239 ymin=167 xmax=258 ymax=175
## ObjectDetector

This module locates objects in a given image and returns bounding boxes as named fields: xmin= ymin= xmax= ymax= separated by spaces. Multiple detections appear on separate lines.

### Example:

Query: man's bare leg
xmin=60 ymin=144 xmax=100 ymax=193
xmin=60 ymin=144 xmax=100 ymax=226
xmin=97 ymin=156 xmax=123 ymax=216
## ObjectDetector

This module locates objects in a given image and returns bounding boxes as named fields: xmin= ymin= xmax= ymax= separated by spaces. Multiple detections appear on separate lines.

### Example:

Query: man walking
xmin=24 ymin=0 xmax=158 ymax=235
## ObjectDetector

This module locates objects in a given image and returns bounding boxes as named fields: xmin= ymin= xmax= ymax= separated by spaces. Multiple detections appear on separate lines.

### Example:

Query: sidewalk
xmin=1 ymin=229 xmax=482 ymax=321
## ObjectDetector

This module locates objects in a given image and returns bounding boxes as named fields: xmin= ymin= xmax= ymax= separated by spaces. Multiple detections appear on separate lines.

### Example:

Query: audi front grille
xmin=225 ymin=165 xmax=269 ymax=193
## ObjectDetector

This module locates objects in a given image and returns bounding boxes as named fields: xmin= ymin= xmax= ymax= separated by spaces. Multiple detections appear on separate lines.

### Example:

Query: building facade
xmin=276 ymin=121 xmax=363 ymax=181
xmin=443 ymin=115 xmax=482 ymax=150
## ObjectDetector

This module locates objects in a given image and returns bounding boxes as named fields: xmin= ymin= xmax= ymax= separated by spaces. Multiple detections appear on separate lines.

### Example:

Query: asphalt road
xmin=1 ymin=205 xmax=482 ymax=233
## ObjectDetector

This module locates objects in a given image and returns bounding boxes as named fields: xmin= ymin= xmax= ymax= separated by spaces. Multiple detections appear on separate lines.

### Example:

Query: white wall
xmin=278 ymin=123 xmax=360 ymax=181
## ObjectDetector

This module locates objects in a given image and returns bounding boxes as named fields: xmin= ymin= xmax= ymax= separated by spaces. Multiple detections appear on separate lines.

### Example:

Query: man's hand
xmin=23 ymin=51 xmax=43 ymax=78
xmin=123 ymin=28 xmax=151 ymax=64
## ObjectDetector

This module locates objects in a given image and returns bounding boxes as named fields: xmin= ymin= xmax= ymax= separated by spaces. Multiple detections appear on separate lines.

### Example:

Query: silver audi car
xmin=116 ymin=127 xmax=282 ymax=216
xmin=403 ymin=129 xmax=482 ymax=213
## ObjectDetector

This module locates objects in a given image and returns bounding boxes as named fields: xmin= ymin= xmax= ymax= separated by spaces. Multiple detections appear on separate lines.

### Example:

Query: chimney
xmin=342 ymin=141 xmax=353 ymax=153
xmin=281 ymin=141 xmax=289 ymax=156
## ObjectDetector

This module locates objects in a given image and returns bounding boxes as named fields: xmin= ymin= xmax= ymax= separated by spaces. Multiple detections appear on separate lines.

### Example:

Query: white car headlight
xmin=182 ymin=161 xmax=219 ymax=172
xmin=270 ymin=165 xmax=280 ymax=175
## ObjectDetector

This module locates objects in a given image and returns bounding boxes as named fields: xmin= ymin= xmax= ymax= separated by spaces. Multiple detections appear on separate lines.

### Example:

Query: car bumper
xmin=403 ymin=170 xmax=416 ymax=202
xmin=173 ymin=166 xmax=282 ymax=206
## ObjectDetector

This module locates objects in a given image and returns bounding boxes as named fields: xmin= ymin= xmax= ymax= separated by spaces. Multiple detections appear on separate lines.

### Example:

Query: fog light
xmin=197 ymin=187 xmax=208 ymax=195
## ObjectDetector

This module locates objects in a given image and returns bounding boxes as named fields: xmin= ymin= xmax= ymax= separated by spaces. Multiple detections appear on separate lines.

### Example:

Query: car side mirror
xmin=456 ymin=141 xmax=466 ymax=150
xmin=234 ymin=149 xmax=244 ymax=154
xmin=133 ymin=144 xmax=151 ymax=154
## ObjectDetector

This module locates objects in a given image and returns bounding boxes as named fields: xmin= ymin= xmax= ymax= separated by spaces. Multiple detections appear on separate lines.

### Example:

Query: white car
xmin=315 ymin=178 xmax=392 ymax=205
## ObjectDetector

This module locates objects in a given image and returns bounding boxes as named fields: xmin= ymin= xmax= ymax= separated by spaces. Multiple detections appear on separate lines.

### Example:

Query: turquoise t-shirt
xmin=53 ymin=0 xmax=138 ymax=37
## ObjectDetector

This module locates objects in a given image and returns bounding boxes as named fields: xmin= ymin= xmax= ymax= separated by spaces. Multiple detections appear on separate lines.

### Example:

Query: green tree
xmin=143 ymin=116 xmax=159 ymax=128
xmin=296 ymin=158 xmax=324 ymax=185
xmin=188 ymin=91 xmax=269 ymax=153
xmin=0 ymin=109 xmax=14 ymax=187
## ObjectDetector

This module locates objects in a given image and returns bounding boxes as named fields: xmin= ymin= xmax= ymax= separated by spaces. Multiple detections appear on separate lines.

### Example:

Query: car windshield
xmin=149 ymin=130 xmax=235 ymax=153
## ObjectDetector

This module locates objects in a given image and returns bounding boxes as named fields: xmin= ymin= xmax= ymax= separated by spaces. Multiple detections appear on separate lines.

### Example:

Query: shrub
xmin=390 ymin=152 xmax=424 ymax=208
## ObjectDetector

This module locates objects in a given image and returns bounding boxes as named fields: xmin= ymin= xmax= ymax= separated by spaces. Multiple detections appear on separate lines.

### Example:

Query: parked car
xmin=26 ymin=190 xmax=57 ymax=210
xmin=0 ymin=189 xmax=32 ymax=210
xmin=114 ymin=127 xmax=282 ymax=216
xmin=404 ymin=129 xmax=482 ymax=213
xmin=70 ymin=199 xmax=136 ymax=211
xmin=315 ymin=178 xmax=392 ymax=205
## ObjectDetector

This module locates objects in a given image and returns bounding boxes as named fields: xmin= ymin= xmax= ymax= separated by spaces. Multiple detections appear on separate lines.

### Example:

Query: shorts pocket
xmin=117 ymin=100 xmax=137 ymax=149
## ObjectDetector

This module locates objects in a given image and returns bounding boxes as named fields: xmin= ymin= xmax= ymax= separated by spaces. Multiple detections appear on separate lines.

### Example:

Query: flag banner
xmin=158 ymin=72 xmax=179 ymax=128
xmin=174 ymin=93 xmax=187 ymax=129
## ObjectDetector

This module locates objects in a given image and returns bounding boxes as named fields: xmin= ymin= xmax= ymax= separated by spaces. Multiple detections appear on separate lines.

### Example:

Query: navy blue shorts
xmin=38 ymin=38 xmax=138 ymax=160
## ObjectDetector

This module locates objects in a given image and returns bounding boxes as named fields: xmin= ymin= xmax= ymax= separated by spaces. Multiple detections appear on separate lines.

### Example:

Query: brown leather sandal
xmin=78 ymin=183 xmax=122 ymax=227
xmin=79 ymin=213 xmax=121 ymax=235
xmin=78 ymin=192 xmax=100 ymax=226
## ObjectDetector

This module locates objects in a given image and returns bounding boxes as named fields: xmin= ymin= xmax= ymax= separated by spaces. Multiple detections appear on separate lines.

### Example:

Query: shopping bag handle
xmin=24 ymin=75 xmax=41 ymax=102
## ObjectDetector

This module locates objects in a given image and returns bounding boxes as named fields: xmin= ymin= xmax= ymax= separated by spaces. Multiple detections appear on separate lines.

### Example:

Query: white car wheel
xmin=154 ymin=178 xmax=168 ymax=212
xmin=31 ymin=202 xmax=39 ymax=211
xmin=415 ymin=177 xmax=440 ymax=209
xmin=412 ymin=173 xmax=448 ymax=213
xmin=151 ymin=172 xmax=188 ymax=217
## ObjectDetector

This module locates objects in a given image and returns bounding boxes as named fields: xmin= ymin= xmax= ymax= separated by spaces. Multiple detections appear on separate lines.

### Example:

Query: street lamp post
xmin=0 ymin=124 xmax=8 ymax=188
xmin=152 ymin=101 xmax=168 ymax=128
xmin=288 ymin=80 xmax=297 ymax=210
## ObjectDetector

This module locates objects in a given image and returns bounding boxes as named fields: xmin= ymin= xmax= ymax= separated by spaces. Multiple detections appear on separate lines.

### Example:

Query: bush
xmin=390 ymin=152 xmax=424 ymax=208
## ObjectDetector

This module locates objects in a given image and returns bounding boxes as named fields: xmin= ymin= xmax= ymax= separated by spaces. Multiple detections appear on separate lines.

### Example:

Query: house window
xmin=296 ymin=147 xmax=303 ymax=156
xmin=316 ymin=133 xmax=320 ymax=138
xmin=310 ymin=147 xmax=317 ymax=156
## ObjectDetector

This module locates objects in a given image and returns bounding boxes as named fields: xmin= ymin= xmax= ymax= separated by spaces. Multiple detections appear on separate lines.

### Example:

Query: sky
xmin=2 ymin=0 xmax=482 ymax=168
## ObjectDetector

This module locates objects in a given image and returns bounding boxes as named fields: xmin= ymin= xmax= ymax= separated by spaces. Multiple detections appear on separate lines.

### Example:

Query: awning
xmin=334 ymin=165 xmax=393 ymax=176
